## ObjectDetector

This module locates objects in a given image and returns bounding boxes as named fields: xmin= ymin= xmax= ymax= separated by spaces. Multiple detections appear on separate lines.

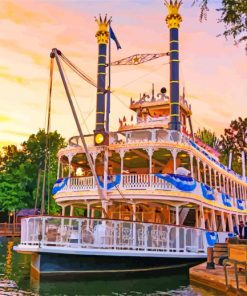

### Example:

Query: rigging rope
xmin=59 ymin=58 xmax=91 ymax=134
xmin=60 ymin=53 xmax=97 ymax=89
xmin=41 ymin=57 xmax=54 ymax=215
xmin=112 ymin=62 xmax=170 ymax=94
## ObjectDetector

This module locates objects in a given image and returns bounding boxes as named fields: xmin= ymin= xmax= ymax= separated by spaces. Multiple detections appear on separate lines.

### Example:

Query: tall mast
xmin=106 ymin=20 xmax=112 ymax=133
xmin=164 ymin=0 xmax=182 ymax=132
xmin=95 ymin=15 xmax=110 ymax=132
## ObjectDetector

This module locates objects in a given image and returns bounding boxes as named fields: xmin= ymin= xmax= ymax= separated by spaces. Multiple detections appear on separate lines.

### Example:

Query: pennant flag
xmin=110 ymin=26 xmax=121 ymax=50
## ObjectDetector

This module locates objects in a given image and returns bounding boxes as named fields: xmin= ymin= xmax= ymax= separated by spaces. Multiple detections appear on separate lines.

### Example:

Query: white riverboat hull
xmin=14 ymin=216 xmax=232 ymax=278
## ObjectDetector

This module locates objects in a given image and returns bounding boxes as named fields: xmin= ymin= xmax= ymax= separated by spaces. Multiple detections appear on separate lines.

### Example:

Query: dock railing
xmin=0 ymin=223 xmax=21 ymax=237
xmin=19 ymin=216 xmax=206 ymax=256
xmin=224 ymin=244 xmax=247 ymax=294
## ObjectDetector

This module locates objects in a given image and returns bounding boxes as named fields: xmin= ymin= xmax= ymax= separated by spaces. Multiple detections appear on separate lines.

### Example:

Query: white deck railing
xmin=69 ymin=176 xmax=95 ymax=191
xmin=19 ymin=216 xmax=206 ymax=255
xmin=63 ymin=174 xmax=175 ymax=192
xmin=121 ymin=174 xmax=174 ymax=190
xmin=57 ymin=174 xmax=245 ymax=211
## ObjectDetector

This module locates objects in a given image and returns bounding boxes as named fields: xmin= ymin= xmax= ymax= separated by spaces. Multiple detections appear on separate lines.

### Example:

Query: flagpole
xmin=106 ymin=22 xmax=111 ymax=133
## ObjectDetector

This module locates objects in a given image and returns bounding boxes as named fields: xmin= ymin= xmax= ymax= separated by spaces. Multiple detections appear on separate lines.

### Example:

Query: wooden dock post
xmin=206 ymin=247 xmax=215 ymax=269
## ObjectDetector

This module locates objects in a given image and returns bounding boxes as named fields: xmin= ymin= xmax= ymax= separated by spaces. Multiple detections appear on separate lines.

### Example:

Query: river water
xmin=0 ymin=237 xmax=222 ymax=296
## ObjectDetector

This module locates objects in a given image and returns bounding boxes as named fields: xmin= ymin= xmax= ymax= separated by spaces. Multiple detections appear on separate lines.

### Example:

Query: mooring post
xmin=206 ymin=247 xmax=215 ymax=269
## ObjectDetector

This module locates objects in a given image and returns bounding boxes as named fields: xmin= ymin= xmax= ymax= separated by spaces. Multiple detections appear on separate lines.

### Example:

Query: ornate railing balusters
xmin=18 ymin=216 xmax=206 ymax=256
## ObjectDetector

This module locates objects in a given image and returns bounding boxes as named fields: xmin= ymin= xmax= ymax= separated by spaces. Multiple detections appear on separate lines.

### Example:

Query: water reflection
xmin=0 ymin=237 xmax=221 ymax=296
xmin=4 ymin=240 xmax=14 ymax=276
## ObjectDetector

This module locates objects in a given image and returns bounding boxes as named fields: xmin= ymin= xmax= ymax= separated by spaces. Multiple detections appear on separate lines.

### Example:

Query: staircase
xmin=179 ymin=208 xmax=190 ymax=225
xmin=183 ymin=209 xmax=196 ymax=227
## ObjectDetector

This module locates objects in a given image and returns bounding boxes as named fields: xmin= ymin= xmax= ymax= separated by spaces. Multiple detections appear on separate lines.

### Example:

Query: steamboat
xmin=14 ymin=1 xmax=247 ymax=278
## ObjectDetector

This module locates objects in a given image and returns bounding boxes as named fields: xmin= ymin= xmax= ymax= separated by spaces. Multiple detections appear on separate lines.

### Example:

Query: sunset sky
xmin=0 ymin=0 xmax=246 ymax=147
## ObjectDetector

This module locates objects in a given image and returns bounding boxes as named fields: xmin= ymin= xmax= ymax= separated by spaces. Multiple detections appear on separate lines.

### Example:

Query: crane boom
xmin=50 ymin=48 xmax=106 ymax=201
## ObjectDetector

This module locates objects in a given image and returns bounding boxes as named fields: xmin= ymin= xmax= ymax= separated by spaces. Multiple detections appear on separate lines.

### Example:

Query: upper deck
xmin=61 ymin=129 xmax=245 ymax=185
xmin=118 ymin=89 xmax=192 ymax=132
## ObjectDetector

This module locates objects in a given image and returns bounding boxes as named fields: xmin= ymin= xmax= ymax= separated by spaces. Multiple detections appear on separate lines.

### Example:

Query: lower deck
xmin=15 ymin=216 xmax=206 ymax=254
xmin=14 ymin=215 xmax=232 ymax=277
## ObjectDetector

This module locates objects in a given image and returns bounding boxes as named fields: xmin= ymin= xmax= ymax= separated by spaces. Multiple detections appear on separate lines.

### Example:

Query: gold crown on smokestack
xmin=164 ymin=0 xmax=182 ymax=29
xmin=95 ymin=14 xmax=111 ymax=44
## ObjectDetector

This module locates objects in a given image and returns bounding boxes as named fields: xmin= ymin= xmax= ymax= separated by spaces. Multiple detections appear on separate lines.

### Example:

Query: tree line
xmin=0 ymin=129 xmax=65 ymax=214
xmin=196 ymin=117 xmax=247 ymax=174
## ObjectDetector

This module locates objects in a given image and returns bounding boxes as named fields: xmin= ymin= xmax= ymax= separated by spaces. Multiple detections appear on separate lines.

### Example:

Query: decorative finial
xmin=164 ymin=0 xmax=182 ymax=29
xmin=95 ymin=14 xmax=111 ymax=44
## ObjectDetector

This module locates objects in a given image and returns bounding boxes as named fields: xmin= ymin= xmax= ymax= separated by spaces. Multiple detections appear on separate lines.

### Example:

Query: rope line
xmin=59 ymin=57 xmax=91 ymax=134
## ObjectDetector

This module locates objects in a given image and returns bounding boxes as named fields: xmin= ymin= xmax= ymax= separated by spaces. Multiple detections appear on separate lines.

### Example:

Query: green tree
xmin=0 ymin=165 xmax=31 ymax=212
xmin=0 ymin=129 xmax=65 ymax=214
xmin=0 ymin=145 xmax=26 ymax=173
xmin=219 ymin=117 xmax=247 ymax=174
xmin=194 ymin=0 xmax=247 ymax=49
xmin=195 ymin=128 xmax=220 ymax=150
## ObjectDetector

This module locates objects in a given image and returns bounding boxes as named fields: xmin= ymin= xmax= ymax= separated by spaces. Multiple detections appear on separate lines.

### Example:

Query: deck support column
xmin=214 ymin=170 xmax=217 ymax=191
xmin=147 ymin=148 xmax=153 ymax=176
xmin=235 ymin=213 xmax=239 ymax=227
xmin=57 ymin=157 xmax=61 ymax=179
xmin=229 ymin=213 xmax=233 ymax=232
xmin=226 ymin=178 xmax=229 ymax=195
xmin=233 ymin=183 xmax=236 ymax=207
xmin=195 ymin=207 xmax=199 ymax=228
xmin=211 ymin=209 xmax=216 ymax=231
xmin=61 ymin=163 xmax=64 ymax=178
xmin=91 ymin=208 xmax=95 ymax=219
xmin=172 ymin=150 xmax=178 ymax=174
xmin=221 ymin=212 xmax=226 ymax=232
xmin=209 ymin=168 xmax=212 ymax=188
xmin=86 ymin=203 xmax=91 ymax=230
xmin=230 ymin=180 xmax=233 ymax=197
xmin=175 ymin=206 xmax=180 ymax=225
xmin=233 ymin=182 xmax=236 ymax=199
xmin=132 ymin=203 xmax=136 ymax=247
xmin=70 ymin=205 xmax=74 ymax=217
xmin=203 ymin=163 xmax=206 ymax=184
xmin=200 ymin=204 xmax=205 ymax=229
xmin=67 ymin=153 xmax=74 ymax=178
xmin=87 ymin=203 xmax=90 ymax=218
xmin=132 ymin=204 xmax=136 ymax=222
xmin=218 ymin=173 xmax=222 ymax=192
xmin=119 ymin=149 xmax=125 ymax=189
xmin=175 ymin=206 xmax=180 ymax=252
xmin=190 ymin=154 xmax=194 ymax=178
xmin=222 ymin=175 xmax=226 ymax=193
xmin=61 ymin=205 xmax=66 ymax=216
xmin=197 ymin=158 xmax=201 ymax=182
